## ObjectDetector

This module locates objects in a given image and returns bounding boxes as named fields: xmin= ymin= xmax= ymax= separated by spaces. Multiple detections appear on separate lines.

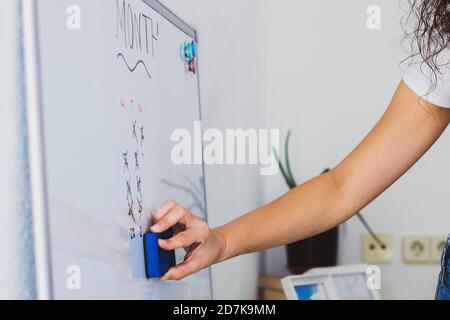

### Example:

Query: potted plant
xmin=274 ymin=131 xmax=384 ymax=274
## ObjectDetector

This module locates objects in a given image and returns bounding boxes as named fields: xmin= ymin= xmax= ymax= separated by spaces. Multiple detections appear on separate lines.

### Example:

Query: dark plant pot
xmin=286 ymin=227 xmax=339 ymax=274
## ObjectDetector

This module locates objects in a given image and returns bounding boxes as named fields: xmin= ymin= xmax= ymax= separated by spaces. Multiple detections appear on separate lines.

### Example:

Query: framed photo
xmin=306 ymin=264 xmax=381 ymax=300
xmin=281 ymin=274 xmax=339 ymax=300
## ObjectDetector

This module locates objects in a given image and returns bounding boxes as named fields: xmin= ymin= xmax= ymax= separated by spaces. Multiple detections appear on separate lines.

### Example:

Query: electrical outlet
xmin=430 ymin=235 xmax=447 ymax=264
xmin=363 ymin=234 xmax=393 ymax=263
xmin=403 ymin=235 xmax=430 ymax=264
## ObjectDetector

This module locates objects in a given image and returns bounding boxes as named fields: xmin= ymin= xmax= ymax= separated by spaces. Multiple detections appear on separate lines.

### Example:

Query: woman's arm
xmin=152 ymin=81 xmax=450 ymax=281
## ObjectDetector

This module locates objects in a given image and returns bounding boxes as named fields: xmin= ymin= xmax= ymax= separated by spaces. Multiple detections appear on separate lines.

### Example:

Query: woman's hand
xmin=151 ymin=200 xmax=227 ymax=281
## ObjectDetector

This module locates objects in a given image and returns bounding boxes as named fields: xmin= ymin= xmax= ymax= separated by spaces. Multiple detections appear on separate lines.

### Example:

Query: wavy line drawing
xmin=116 ymin=53 xmax=152 ymax=80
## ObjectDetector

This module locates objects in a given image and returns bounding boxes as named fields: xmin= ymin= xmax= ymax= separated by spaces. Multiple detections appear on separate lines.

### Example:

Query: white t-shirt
xmin=403 ymin=48 xmax=450 ymax=108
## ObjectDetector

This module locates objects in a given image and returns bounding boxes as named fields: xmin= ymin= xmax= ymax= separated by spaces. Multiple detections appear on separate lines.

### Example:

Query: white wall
xmin=264 ymin=0 xmax=450 ymax=299
xmin=160 ymin=0 xmax=267 ymax=299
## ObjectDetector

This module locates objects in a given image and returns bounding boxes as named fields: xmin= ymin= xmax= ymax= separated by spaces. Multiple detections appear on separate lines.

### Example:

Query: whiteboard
xmin=24 ymin=0 xmax=211 ymax=299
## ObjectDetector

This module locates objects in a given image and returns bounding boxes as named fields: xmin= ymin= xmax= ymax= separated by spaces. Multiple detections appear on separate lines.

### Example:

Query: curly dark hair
xmin=404 ymin=0 xmax=450 ymax=91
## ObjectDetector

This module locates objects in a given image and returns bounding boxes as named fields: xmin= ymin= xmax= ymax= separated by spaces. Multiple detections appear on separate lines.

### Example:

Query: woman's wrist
xmin=212 ymin=225 xmax=236 ymax=263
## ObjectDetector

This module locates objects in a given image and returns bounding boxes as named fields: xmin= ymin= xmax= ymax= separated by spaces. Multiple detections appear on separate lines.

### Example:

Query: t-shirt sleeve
xmin=403 ymin=48 xmax=450 ymax=108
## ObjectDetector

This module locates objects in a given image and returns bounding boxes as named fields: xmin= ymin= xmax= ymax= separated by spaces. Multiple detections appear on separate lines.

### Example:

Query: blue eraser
xmin=143 ymin=230 xmax=176 ymax=278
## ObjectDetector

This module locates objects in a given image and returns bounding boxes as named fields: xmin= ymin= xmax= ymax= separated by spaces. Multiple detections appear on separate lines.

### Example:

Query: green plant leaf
xmin=273 ymin=147 xmax=296 ymax=189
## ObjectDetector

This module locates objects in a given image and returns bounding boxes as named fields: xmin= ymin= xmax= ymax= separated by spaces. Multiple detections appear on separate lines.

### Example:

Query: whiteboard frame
xmin=23 ymin=0 xmax=209 ymax=300
xmin=143 ymin=0 xmax=197 ymax=40
xmin=23 ymin=0 xmax=53 ymax=300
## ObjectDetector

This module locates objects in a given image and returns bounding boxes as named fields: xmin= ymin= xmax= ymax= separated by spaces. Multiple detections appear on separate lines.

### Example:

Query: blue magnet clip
xmin=190 ymin=41 xmax=197 ymax=58
xmin=143 ymin=230 xmax=176 ymax=278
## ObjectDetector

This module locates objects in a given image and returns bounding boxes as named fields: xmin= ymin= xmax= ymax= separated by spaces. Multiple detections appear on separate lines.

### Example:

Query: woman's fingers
xmin=153 ymin=200 xmax=177 ymax=222
xmin=152 ymin=200 xmax=213 ymax=282
xmin=151 ymin=205 xmax=187 ymax=233
xmin=161 ymin=255 xmax=203 ymax=281
xmin=158 ymin=230 xmax=201 ymax=251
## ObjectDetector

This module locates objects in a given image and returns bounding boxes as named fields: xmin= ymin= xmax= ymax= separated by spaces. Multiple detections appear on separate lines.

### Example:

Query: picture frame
xmin=305 ymin=264 xmax=381 ymax=300
xmin=281 ymin=274 xmax=340 ymax=300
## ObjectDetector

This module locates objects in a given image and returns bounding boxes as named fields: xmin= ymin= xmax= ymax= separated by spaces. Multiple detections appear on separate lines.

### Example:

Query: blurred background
xmin=2 ymin=0 xmax=449 ymax=300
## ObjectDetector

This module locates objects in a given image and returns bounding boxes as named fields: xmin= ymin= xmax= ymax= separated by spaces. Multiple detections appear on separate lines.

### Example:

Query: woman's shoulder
xmin=403 ymin=46 xmax=450 ymax=108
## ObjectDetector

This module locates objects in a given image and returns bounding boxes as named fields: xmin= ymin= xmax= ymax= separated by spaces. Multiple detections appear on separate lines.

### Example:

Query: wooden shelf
xmin=258 ymin=276 xmax=286 ymax=300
